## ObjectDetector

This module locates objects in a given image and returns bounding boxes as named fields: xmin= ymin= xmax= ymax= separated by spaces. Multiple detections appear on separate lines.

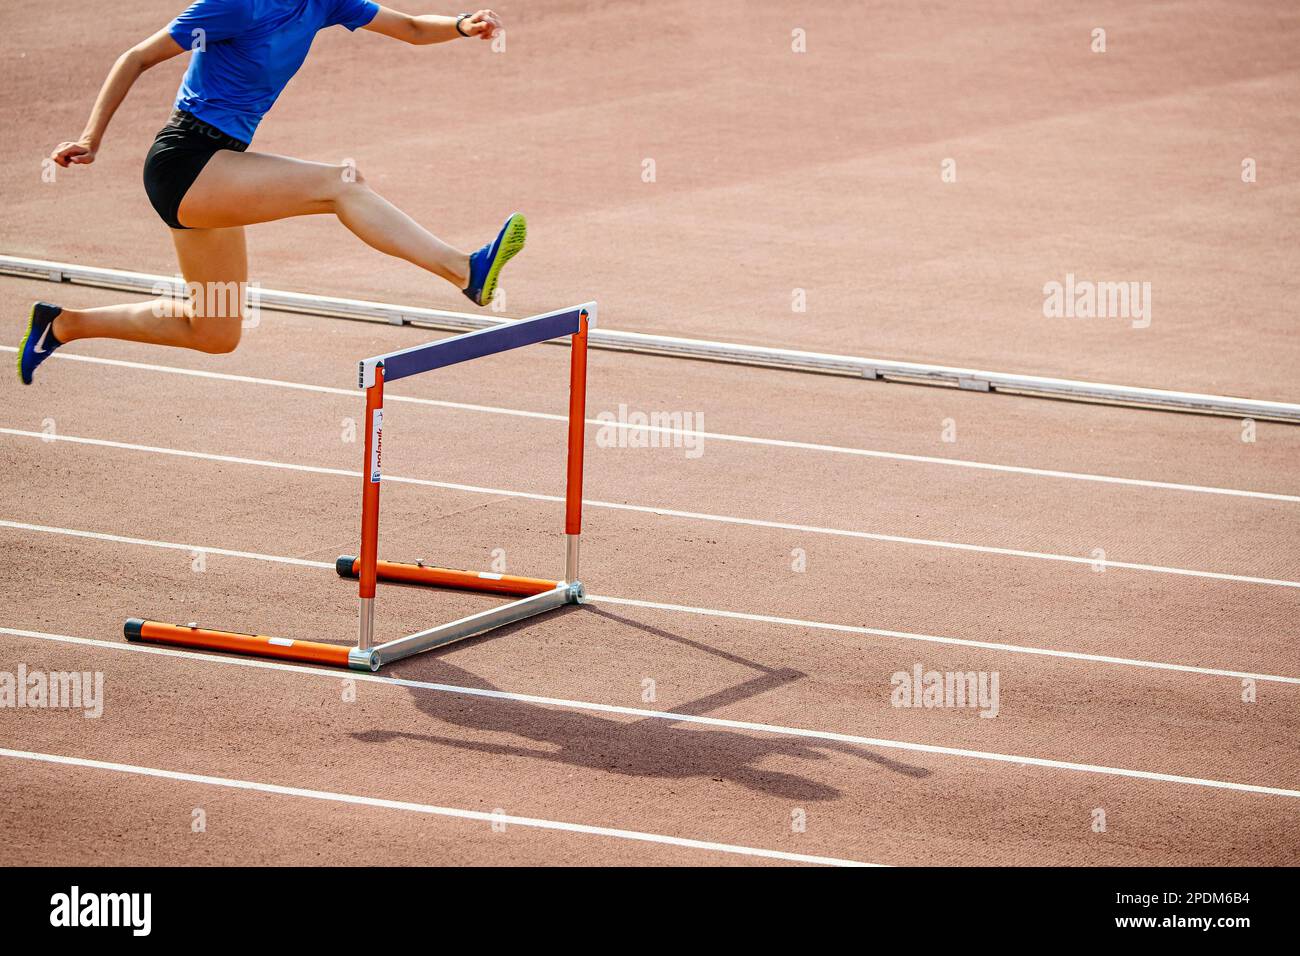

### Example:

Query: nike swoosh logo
xmin=33 ymin=324 xmax=52 ymax=354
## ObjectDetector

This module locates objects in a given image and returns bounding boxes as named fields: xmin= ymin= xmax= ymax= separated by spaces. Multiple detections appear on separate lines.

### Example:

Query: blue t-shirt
xmin=167 ymin=0 xmax=379 ymax=142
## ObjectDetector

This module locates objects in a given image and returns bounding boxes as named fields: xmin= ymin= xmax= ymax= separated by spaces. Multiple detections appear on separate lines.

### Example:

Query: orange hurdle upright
xmin=564 ymin=309 xmax=590 ymax=583
xmin=356 ymin=361 xmax=384 ymax=658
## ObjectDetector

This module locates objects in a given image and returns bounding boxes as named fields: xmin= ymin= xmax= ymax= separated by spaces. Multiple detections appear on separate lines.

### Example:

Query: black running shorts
xmin=142 ymin=110 xmax=248 ymax=230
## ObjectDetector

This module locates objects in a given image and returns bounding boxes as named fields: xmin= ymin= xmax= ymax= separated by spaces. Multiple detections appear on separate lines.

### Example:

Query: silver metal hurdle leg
xmin=358 ymin=597 xmax=375 ymax=649
xmin=347 ymin=598 xmax=380 ymax=671
xmin=565 ymin=534 xmax=580 ymax=586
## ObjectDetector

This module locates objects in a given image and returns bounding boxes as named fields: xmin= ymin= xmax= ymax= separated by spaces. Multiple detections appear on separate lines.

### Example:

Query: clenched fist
xmin=460 ymin=9 xmax=502 ymax=40
xmin=51 ymin=140 xmax=96 ymax=167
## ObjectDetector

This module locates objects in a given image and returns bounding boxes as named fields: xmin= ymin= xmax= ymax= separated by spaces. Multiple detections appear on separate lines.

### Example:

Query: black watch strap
xmin=455 ymin=13 xmax=472 ymax=37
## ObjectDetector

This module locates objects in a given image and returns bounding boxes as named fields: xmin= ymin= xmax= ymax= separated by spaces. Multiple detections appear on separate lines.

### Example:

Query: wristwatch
xmin=455 ymin=13 xmax=472 ymax=36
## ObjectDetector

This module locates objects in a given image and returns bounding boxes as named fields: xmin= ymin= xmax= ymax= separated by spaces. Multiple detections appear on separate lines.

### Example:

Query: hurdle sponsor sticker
xmin=369 ymin=409 xmax=383 ymax=482
xmin=478 ymin=572 xmax=504 ymax=580
xmin=268 ymin=637 xmax=295 ymax=647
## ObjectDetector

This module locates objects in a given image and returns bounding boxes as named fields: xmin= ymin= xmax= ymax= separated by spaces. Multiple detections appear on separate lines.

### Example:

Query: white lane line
xmin=3 ymin=626 xmax=1298 ymax=800
xmin=588 ymin=595 xmax=1300 ymax=686
xmin=3 ymin=518 xmax=1296 ymax=685
xmin=0 ymin=520 xmax=335 ymax=569
xmin=4 ymin=427 xmax=1298 ymax=588
xmin=4 ymin=346 xmax=1295 ymax=504
xmin=0 ymin=747 xmax=871 ymax=867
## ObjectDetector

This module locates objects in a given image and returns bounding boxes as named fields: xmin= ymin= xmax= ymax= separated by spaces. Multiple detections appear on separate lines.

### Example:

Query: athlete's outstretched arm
xmin=363 ymin=7 xmax=502 ymax=45
xmin=50 ymin=29 xmax=185 ymax=167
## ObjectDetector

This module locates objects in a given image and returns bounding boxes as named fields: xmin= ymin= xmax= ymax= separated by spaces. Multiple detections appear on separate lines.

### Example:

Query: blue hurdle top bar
xmin=359 ymin=302 xmax=596 ymax=388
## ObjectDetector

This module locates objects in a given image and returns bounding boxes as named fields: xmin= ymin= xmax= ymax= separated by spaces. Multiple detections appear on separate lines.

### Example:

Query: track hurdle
xmin=126 ymin=303 xmax=596 ymax=671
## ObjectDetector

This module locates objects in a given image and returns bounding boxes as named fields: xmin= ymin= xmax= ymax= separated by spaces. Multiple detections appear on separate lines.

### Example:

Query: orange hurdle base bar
xmin=335 ymin=556 xmax=561 ymax=597
xmin=124 ymin=619 xmax=354 ymax=668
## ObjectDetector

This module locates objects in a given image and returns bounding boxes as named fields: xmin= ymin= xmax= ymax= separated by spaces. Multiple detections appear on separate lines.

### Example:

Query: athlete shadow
xmin=351 ymin=606 xmax=930 ymax=801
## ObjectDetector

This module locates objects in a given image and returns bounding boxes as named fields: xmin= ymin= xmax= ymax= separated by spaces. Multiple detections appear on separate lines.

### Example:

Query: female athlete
xmin=20 ymin=1 xmax=524 ymax=384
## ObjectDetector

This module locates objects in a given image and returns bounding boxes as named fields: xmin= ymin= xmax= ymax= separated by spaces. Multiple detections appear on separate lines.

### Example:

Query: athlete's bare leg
xmin=52 ymin=226 xmax=248 ymax=353
xmin=179 ymin=150 xmax=471 ymax=287
xmin=25 ymin=145 xmax=517 ymax=381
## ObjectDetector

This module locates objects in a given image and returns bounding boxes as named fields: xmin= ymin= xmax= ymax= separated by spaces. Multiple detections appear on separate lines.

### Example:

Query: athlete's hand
xmin=462 ymin=9 xmax=501 ymax=40
xmin=51 ymin=140 xmax=96 ymax=167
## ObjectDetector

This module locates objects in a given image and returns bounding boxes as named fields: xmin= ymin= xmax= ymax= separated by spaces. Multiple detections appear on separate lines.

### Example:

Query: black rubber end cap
xmin=336 ymin=556 xmax=358 ymax=578
xmin=124 ymin=618 xmax=145 ymax=641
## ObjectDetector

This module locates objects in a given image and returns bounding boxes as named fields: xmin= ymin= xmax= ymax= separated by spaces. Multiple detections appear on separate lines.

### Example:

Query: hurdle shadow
xmin=351 ymin=606 xmax=930 ymax=802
